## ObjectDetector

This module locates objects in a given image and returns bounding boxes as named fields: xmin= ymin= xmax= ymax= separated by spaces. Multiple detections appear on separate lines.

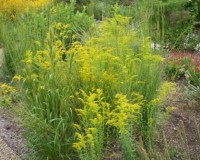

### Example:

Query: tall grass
xmin=0 ymin=1 xmax=94 ymax=159
xmin=0 ymin=0 xmax=94 ymax=79
xmin=0 ymin=0 xmax=170 ymax=159
xmin=131 ymin=0 xmax=166 ymax=148
xmin=133 ymin=0 xmax=164 ymax=45
xmin=20 ymin=13 xmax=165 ymax=159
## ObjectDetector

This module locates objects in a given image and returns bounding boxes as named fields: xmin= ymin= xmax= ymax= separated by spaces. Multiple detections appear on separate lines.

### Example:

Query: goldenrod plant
xmin=15 ymin=12 xmax=168 ymax=159
xmin=0 ymin=0 xmax=49 ymax=20
xmin=0 ymin=0 xmax=94 ymax=79
xmin=0 ymin=0 xmax=175 ymax=159
xmin=73 ymin=89 xmax=110 ymax=160
xmin=0 ymin=83 xmax=16 ymax=107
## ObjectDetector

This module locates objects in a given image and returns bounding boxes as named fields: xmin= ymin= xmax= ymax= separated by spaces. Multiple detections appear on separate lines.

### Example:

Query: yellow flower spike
xmin=25 ymin=59 xmax=32 ymax=64
xmin=13 ymin=75 xmax=23 ymax=81
xmin=63 ymin=24 xmax=70 ymax=29
xmin=42 ymin=61 xmax=51 ymax=69
xmin=34 ymin=41 xmax=41 ymax=46
xmin=89 ymin=118 xmax=99 ymax=125
xmin=23 ymin=50 xmax=33 ymax=64
xmin=86 ymin=133 xmax=93 ymax=140
xmin=69 ymin=95 xmax=74 ymax=99
xmin=75 ymin=133 xmax=86 ymax=149
xmin=87 ymin=128 xmax=97 ymax=133
xmin=106 ymin=93 xmax=141 ymax=134
xmin=0 ymin=0 xmax=49 ymax=19
xmin=51 ymin=7 xmax=56 ymax=14
xmin=38 ymin=85 xmax=45 ymax=91
xmin=76 ymin=109 xmax=87 ymax=116
xmin=73 ymin=124 xmax=82 ymax=131
xmin=0 ymin=83 xmax=16 ymax=107
xmin=55 ymin=40 xmax=62 ymax=47
xmin=72 ymin=143 xmax=82 ymax=151
xmin=86 ymin=133 xmax=94 ymax=147
xmin=30 ymin=73 xmax=38 ymax=79
xmin=0 ymin=83 xmax=16 ymax=94
xmin=155 ymin=82 xmax=176 ymax=104
xmin=74 ymin=89 xmax=110 ymax=154
xmin=63 ymin=35 xmax=69 ymax=39
xmin=55 ymin=22 xmax=62 ymax=30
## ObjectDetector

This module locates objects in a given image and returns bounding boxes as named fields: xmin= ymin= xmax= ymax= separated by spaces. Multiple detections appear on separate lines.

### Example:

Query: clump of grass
xmin=0 ymin=0 xmax=173 ymax=159
xmin=0 ymin=83 xmax=17 ymax=107
xmin=0 ymin=0 xmax=94 ymax=79
xmin=18 ymin=12 xmax=167 ymax=159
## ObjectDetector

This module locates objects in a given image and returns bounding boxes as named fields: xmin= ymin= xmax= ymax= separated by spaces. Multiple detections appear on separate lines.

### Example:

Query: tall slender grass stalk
xmin=178 ymin=120 xmax=190 ymax=160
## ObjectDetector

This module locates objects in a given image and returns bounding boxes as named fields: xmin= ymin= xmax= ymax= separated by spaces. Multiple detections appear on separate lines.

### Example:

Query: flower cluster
xmin=107 ymin=94 xmax=141 ymax=134
xmin=73 ymin=89 xmax=142 ymax=159
xmin=73 ymin=89 xmax=110 ymax=159
xmin=0 ymin=0 xmax=49 ymax=19
xmin=0 ymin=83 xmax=16 ymax=107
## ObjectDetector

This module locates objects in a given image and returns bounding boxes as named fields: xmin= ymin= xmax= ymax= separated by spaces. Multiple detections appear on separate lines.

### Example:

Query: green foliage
xmin=185 ymin=67 xmax=200 ymax=103
xmin=188 ymin=68 xmax=200 ymax=86
xmin=0 ymin=0 xmax=175 ymax=159
xmin=0 ymin=1 xmax=94 ymax=79
xmin=166 ymin=57 xmax=192 ymax=81
xmin=0 ymin=83 xmax=17 ymax=107
xmin=162 ymin=0 xmax=198 ymax=49
xmin=15 ymin=12 xmax=166 ymax=159
xmin=165 ymin=52 xmax=200 ymax=82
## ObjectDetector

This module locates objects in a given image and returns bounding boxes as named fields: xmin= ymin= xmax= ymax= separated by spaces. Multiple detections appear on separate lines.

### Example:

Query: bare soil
xmin=0 ymin=108 xmax=27 ymax=159
xmin=0 ymin=48 xmax=26 ymax=159
xmin=162 ymin=80 xmax=200 ymax=160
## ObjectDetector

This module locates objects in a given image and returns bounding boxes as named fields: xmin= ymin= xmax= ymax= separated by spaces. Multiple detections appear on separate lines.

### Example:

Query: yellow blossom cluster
xmin=54 ymin=23 xmax=71 ymax=40
xmin=151 ymin=82 xmax=176 ymax=105
xmin=12 ymin=75 xmax=23 ymax=81
xmin=35 ymin=50 xmax=51 ymax=69
xmin=0 ymin=83 xmax=16 ymax=95
xmin=73 ymin=128 xmax=97 ymax=151
xmin=73 ymin=89 xmax=142 ymax=158
xmin=22 ymin=49 xmax=51 ymax=70
xmin=73 ymin=89 xmax=110 ymax=153
xmin=0 ymin=83 xmax=16 ymax=107
xmin=107 ymin=94 xmax=141 ymax=134
xmin=0 ymin=0 xmax=49 ymax=19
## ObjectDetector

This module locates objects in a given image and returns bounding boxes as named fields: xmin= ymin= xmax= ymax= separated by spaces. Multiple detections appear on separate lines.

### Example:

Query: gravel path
xmin=0 ymin=48 xmax=23 ymax=160
xmin=0 ymin=137 xmax=20 ymax=160
xmin=0 ymin=114 xmax=27 ymax=159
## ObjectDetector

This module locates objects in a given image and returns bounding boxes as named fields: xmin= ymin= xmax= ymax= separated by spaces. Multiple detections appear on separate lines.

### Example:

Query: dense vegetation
xmin=0 ymin=0 xmax=200 ymax=159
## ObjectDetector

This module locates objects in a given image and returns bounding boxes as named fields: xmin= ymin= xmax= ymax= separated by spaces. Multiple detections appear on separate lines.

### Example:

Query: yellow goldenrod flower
xmin=13 ymin=75 xmax=23 ymax=81
xmin=31 ymin=73 xmax=38 ymax=79
xmin=0 ymin=83 xmax=16 ymax=107
xmin=0 ymin=0 xmax=49 ymax=19
xmin=0 ymin=83 xmax=16 ymax=94
xmin=73 ymin=124 xmax=82 ymax=131
xmin=34 ymin=41 xmax=41 ymax=46
xmin=38 ymin=85 xmax=45 ymax=91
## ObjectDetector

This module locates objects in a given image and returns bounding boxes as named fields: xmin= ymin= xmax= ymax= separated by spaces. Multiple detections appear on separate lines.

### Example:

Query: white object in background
xmin=151 ymin=42 xmax=161 ymax=50
xmin=195 ymin=43 xmax=200 ymax=52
